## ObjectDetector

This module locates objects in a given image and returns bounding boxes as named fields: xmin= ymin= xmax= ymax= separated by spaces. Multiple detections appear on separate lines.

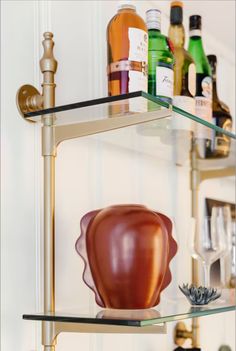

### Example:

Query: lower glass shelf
xmin=23 ymin=289 xmax=235 ymax=327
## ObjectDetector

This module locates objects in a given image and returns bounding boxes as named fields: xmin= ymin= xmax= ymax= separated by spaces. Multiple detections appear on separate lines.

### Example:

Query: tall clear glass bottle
xmin=168 ymin=1 xmax=196 ymax=116
xmin=188 ymin=15 xmax=212 ymax=158
xmin=146 ymin=9 xmax=174 ymax=104
xmin=107 ymin=2 xmax=148 ymax=96
xmin=207 ymin=55 xmax=232 ymax=157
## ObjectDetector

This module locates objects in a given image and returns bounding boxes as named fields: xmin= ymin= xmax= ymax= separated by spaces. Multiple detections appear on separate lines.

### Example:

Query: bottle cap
xmin=207 ymin=55 xmax=217 ymax=76
xmin=189 ymin=15 xmax=202 ymax=30
xmin=170 ymin=1 xmax=183 ymax=25
xmin=146 ymin=9 xmax=161 ymax=30
xmin=207 ymin=55 xmax=217 ymax=64
xmin=118 ymin=0 xmax=136 ymax=10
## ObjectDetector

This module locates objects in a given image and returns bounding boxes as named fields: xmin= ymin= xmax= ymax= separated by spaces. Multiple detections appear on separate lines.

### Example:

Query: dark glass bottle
xmin=207 ymin=55 xmax=232 ymax=157
xmin=188 ymin=15 xmax=212 ymax=158
xmin=146 ymin=9 xmax=174 ymax=104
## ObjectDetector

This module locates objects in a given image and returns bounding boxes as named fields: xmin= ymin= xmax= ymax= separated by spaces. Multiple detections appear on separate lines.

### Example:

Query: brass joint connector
xmin=16 ymin=85 xmax=43 ymax=118
xmin=26 ymin=93 xmax=44 ymax=111
xmin=174 ymin=322 xmax=193 ymax=346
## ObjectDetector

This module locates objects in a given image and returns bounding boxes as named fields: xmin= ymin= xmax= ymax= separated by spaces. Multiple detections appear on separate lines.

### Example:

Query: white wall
xmin=1 ymin=1 xmax=235 ymax=351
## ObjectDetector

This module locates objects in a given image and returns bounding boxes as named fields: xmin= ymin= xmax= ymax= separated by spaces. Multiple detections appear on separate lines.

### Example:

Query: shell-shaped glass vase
xmin=75 ymin=204 xmax=177 ymax=309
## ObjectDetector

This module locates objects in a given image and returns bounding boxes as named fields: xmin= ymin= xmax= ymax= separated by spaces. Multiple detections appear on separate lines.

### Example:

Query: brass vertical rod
xmin=44 ymin=156 xmax=55 ymax=313
xmin=40 ymin=32 xmax=57 ymax=351
xmin=191 ymin=142 xmax=200 ymax=347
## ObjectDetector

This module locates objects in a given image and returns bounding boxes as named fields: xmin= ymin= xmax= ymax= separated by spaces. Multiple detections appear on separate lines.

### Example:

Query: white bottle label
xmin=172 ymin=96 xmax=195 ymax=131
xmin=156 ymin=66 xmax=173 ymax=99
xmin=128 ymin=28 xmax=148 ymax=93
xmin=195 ymin=97 xmax=212 ymax=139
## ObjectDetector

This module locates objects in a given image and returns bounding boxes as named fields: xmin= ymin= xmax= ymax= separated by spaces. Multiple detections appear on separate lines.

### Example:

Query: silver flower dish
xmin=179 ymin=283 xmax=221 ymax=305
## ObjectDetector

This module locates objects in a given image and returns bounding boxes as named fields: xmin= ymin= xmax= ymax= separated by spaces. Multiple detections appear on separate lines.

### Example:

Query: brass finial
xmin=40 ymin=32 xmax=58 ymax=74
xmin=16 ymin=31 xmax=57 ymax=119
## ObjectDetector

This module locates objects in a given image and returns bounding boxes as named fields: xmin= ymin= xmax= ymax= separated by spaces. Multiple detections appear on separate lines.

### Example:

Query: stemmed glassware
xmin=189 ymin=206 xmax=232 ymax=287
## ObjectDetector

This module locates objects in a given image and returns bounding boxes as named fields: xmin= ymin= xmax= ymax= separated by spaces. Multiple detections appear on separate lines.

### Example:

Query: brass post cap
xmin=40 ymin=32 xmax=58 ymax=74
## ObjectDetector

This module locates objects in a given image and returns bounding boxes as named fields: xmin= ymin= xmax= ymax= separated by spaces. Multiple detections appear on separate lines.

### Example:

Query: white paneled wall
xmin=1 ymin=1 xmax=235 ymax=351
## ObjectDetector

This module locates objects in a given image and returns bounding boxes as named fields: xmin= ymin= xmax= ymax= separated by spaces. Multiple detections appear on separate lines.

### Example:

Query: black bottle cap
xmin=189 ymin=15 xmax=201 ymax=30
xmin=170 ymin=1 xmax=183 ymax=25
xmin=207 ymin=55 xmax=217 ymax=65
xmin=207 ymin=55 xmax=217 ymax=76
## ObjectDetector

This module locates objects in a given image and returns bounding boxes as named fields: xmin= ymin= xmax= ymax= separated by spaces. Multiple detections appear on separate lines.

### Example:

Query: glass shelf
xmin=25 ymin=91 xmax=236 ymax=140
xmin=23 ymin=289 xmax=235 ymax=327
xmin=24 ymin=91 xmax=236 ymax=169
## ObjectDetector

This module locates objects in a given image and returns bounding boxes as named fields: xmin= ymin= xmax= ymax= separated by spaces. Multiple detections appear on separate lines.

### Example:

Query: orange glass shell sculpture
xmin=75 ymin=204 xmax=177 ymax=309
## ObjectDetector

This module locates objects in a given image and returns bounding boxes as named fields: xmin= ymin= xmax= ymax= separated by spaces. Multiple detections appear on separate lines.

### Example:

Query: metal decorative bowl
xmin=179 ymin=283 xmax=221 ymax=305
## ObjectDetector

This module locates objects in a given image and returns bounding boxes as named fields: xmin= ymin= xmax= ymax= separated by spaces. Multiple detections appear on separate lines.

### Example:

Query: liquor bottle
xmin=188 ymin=15 xmax=212 ymax=158
xmin=146 ymin=9 xmax=174 ymax=104
xmin=168 ymin=1 xmax=196 ymax=116
xmin=107 ymin=1 xmax=148 ymax=96
xmin=207 ymin=55 xmax=232 ymax=157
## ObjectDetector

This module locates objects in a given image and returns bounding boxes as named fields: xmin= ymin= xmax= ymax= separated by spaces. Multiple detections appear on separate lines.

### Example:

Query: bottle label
xmin=128 ymin=28 xmax=148 ymax=92
xmin=195 ymin=97 xmax=212 ymax=139
xmin=195 ymin=74 xmax=212 ymax=139
xmin=172 ymin=95 xmax=195 ymax=131
xmin=156 ymin=64 xmax=173 ymax=99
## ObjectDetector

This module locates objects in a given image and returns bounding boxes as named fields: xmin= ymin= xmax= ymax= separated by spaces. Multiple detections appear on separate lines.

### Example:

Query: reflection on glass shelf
xmin=23 ymin=289 xmax=235 ymax=326
xmin=84 ymin=120 xmax=236 ymax=169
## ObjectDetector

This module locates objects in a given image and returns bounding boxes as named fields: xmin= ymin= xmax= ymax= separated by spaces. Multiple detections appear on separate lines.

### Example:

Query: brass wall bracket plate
xmin=16 ymin=84 xmax=42 ymax=121
xmin=174 ymin=321 xmax=193 ymax=346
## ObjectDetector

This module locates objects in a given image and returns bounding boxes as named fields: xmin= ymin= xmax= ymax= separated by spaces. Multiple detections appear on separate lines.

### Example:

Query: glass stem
xmin=203 ymin=263 xmax=211 ymax=287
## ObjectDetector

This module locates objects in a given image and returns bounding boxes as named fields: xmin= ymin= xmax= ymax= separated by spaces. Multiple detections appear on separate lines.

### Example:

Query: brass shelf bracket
xmin=42 ymin=320 xmax=167 ymax=348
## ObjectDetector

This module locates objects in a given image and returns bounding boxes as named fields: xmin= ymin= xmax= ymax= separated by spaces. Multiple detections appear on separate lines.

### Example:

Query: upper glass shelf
xmin=24 ymin=91 xmax=236 ymax=140
xmin=24 ymin=91 xmax=236 ymax=168
xmin=23 ymin=289 xmax=235 ymax=327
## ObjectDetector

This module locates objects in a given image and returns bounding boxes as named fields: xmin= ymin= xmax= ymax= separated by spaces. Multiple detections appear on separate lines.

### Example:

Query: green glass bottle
xmin=168 ymin=2 xmax=196 ymax=108
xmin=146 ymin=9 xmax=174 ymax=104
xmin=188 ymin=15 xmax=212 ymax=158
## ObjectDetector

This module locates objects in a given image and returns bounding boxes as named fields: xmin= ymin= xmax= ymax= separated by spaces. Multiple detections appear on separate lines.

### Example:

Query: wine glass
xmin=215 ymin=206 xmax=232 ymax=286
xmin=189 ymin=209 xmax=229 ymax=287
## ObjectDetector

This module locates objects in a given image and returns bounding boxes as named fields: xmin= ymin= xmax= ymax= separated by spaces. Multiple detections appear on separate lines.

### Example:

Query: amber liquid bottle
xmin=207 ymin=55 xmax=232 ymax=158
xmin=107 ymin=3 xmax=148 ymax=96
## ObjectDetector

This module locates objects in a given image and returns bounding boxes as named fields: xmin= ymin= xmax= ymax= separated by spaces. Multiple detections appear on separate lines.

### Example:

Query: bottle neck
xmin=188 ymin=32 xmax=205 ymax=54
xmin=168 ymin=24 xmax=185 ymax=48
xmin=118 ymin=7 xmax=136 ymax=13
xmin=148 ymin=27 xmax=161 ymax=33
xmin=189 ymin=28 xmax=201 ymax=37
xmin=211 ymin=67 xmax=219 ymax=100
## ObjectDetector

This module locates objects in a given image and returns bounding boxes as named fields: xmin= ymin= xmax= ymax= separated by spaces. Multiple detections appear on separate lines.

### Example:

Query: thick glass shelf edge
xmin=23 ymin=91 xmax=236 ymax=140
xmin=22 ymin=290 xmax=236 ymax=327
